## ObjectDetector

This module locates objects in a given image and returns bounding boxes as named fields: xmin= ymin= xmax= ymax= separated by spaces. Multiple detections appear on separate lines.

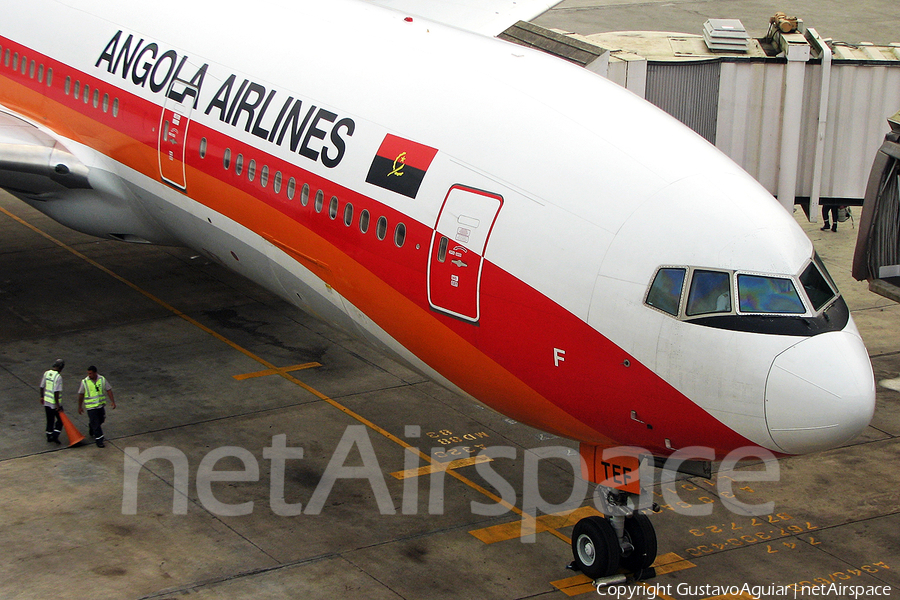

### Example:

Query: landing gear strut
xmin=570 ymin=488 xmax=658 ymax=581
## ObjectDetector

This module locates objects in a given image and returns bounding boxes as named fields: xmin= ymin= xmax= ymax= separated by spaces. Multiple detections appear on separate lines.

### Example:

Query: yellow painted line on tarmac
xmin=390 ymin=454 xmax=492 ymax=480
xmin=470 ymin=505 xmax=602 ymax=544
xmin=550 ymin=574 xmax=596 ymax=596
xmin=550 ymin=553 xmax=695 ymax=597
xmin=652 ymin=552 xmax=696 ymax=576
xmin=0 ymin=205 xmax=284 ymax=372
xmin=233 ymin=362 xmax=322 ymax=380
xmin=2 ymin=205 xmax=570 ymax=544
xmin=552 ymin=576 xmax=681 ymax=599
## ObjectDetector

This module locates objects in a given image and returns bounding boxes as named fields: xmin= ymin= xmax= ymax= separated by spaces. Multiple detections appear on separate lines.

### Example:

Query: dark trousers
xmin=822 ymin=205 xmax=839 ymax=226
xmin=87 ymin=407 xmax=106 ymax=442
xmin=44 ymin=406 xmax=62 ymax=438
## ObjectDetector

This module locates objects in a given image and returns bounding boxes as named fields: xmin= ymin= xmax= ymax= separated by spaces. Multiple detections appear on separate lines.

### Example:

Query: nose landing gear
xmin=570 ymin=488 xmax=658 ymax=582
xmin=572 ymin=515 xmax=620 ymax=579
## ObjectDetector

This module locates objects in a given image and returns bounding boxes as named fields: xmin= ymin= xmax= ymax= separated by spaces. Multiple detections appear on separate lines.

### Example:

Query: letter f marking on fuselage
xmin=554 ymin=348 xmax=566 ymax=367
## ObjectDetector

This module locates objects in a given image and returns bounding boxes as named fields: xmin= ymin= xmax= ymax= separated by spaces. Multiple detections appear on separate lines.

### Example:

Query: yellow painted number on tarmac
xmin=426 ymin=429 xmax=490 ymax=446
xmin=790 ymin=563 xmax=891 ymax=590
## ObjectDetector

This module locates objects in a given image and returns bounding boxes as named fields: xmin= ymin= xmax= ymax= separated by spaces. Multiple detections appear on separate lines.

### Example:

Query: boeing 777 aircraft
xmin=0 ymin=0 xmax=876 ymax=581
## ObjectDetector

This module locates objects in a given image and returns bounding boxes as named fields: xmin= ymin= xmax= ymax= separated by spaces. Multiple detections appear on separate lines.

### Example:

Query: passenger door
xmin=158 ymin=78 xmax=198 ymax=190
xmin=427 ymin=185 xmax=503 ymax=323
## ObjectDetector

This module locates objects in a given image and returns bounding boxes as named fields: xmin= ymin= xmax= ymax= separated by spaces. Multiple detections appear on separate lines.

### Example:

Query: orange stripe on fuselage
xmin=0 ymin=39 xmax=618 ymax=447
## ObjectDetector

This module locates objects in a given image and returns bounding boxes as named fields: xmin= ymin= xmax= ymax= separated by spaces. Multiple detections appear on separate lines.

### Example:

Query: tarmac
xmin=2 ymin=3 xmax=899 ymax=600
xmin=535 ymin=0 xmax=900 ymax=46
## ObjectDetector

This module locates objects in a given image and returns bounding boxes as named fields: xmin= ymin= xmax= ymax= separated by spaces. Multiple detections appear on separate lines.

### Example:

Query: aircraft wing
xmin=0 ymin=108 xmax=91 ymax=197
xmin=366 ymin=0 xmax=565 ymax=36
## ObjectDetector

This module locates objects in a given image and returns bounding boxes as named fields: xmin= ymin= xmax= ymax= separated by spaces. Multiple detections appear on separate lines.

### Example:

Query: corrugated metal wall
xmin=713 ymin=58 xmax=900 ymax=200
xmin=640 ymin=56 xmax=900 ymax=201
xmin=800 ymin=62 xmax=900 ymax=199
xmin=645 ymin=61 xmax=721 ymax=144
xmin=716 ymin=60 xmax=785 ymax=194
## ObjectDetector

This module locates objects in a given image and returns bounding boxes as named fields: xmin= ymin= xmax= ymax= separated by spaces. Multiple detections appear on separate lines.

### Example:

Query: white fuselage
xmin=0 ymin=0 xmax=875 ymax=462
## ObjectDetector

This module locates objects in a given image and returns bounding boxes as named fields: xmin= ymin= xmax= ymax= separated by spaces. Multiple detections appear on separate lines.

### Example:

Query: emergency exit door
xmin=427 ymin=185 xmax=503 ymax=323
xmin=158 ymin=78 xmax=198 ymax=190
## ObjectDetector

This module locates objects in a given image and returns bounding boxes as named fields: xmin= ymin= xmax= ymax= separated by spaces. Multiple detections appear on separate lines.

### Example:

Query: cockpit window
xmin=686 ymin=270 xmax=731 ymax=316
xmin=646 ymin=268 xmax=686 ymax=316
xmin=800 ymin=259 xmax=836 ymax=312
xmin=737 ymin=274 xmax=805 ymax=314
xmin=643 ymin=258 xmax=847 ymax=335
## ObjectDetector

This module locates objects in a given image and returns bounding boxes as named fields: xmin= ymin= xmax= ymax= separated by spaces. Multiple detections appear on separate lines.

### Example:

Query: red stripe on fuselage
xmin=0 ymin=35 xmax=755 ymax=456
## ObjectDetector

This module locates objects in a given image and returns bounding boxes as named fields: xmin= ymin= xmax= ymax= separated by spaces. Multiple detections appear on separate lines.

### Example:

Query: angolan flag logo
xmin=365 ymin=134 xmax=438 ymax=199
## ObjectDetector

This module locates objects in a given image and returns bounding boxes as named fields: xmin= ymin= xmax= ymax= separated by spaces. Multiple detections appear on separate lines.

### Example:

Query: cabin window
xmin=260 ymin=165 xmax=269 ymax=188
xmin=394 ymin=223 xmax=407 ymax=247
xmin=328 ymin=196 xmax=339 ymax=219
xmin=437 ymin=236 xmax=449 ymax=262
xmin=199 ymin=138 xmax=208 ymax=159
xmin=314 ymin=190 xmax=324 ymax=213
xmin=29 ymin=60 xmax=35 ymax=79
xmin=112 ymin=98 xmax=119 ymax=117
xmin=686 ymin=270 xmax=731 ymax=316
xmin=12 ymin=53 xmax=18 ymax=71
xmin=20 ymin=55 xmax=26 ymax=75
xmin=359 ymin=210 xmax=370 ymax=233
xmin=83 ymin=85 xmax=90 ymax=104
xmin=2 ymin=49 xmax=7 ymax=67
xmin=93 ymin=88 xmax=100 ymax=108
xmin=646 ymin=267 xmax=686 ymax=316
xmin=273 ymin=171 xmax=283 ymax=194
xmin=343 ymin=203 xmax=353 ymax=226
xmin=247 ymin=159 xmax=256 ymax=182
xmin=287 ymin=177 xmax=296 ymax=200
xmin=737 ymin=275 xmax=805 ymax=314
xmin=376 ymin=216 xmax=388 ymax=241
xmin=299 ymin=183 xmax=309 ymax=205
xmin=102 ymin=93 xmax=109 ymax=113
xmin=235 ymin=153 xmax=244 ymax=176
xmin=46 ymin=68 xmax=53 ymax=87
xmin=223 ymin=148 xmax=232 ymax=170
xmin=37 ymin=64 xmax=44 ymax=83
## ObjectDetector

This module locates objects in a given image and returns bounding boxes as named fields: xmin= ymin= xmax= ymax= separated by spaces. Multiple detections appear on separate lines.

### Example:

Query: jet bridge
xmin=853 ymin=110 xmax=900 ymax=303
xmin=503 ymin=17 xmax=900 ymax=216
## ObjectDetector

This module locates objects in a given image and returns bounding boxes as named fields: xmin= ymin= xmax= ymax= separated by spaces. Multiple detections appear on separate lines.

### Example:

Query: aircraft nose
xmin=765 ymin=330 xmax=875 ymax=454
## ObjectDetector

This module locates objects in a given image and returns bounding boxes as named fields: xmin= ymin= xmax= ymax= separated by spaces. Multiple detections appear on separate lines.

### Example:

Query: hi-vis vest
xmin=82 ymin=376 xmax=107 ymax=409
xmin=43 ymin=370 xmax=61 ymax=407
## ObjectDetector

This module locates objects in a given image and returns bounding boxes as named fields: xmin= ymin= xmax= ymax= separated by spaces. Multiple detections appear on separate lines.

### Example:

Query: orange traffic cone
xmin=58 ymin=411 xmax=85 ymax=447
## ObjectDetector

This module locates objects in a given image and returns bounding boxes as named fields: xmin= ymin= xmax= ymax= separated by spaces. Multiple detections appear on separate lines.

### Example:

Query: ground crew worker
xmin=77 ymin=365 xmax=116 ymax=448
xmin=39 ymin=358 xmax=66 ymax=444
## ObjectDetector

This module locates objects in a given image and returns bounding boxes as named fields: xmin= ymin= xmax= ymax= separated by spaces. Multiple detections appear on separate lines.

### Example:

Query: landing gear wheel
xmin=620 ymin=513 xmax=657 ymax=573
xmin=571 ymin=516 xmax=620 ymax=579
